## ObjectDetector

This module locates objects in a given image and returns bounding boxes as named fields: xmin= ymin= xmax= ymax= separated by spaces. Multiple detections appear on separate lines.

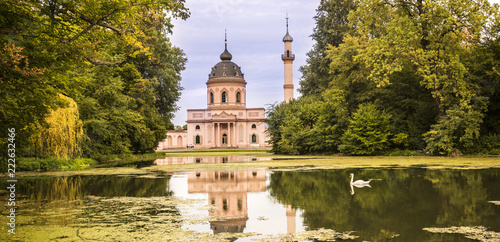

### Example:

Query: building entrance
xmin=222 ymin=134 xmax=228 ymax=146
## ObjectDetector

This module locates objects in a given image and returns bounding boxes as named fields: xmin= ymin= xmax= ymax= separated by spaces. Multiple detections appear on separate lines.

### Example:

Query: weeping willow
xmin=29 ymin=94 xmax=85 ymax=158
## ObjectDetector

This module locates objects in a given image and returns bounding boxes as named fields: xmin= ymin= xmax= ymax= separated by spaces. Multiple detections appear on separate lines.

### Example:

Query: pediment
xmin=212 ymin=111 xmax=236 ymax=120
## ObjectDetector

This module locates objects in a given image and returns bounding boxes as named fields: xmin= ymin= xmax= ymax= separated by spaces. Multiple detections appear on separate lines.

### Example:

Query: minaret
xmin=282 ymin=15 xmax=294 ymax=103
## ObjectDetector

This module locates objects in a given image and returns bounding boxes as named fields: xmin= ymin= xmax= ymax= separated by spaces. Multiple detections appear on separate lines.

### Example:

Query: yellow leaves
xmin=29 ymin=94 xmax=85 ymax=158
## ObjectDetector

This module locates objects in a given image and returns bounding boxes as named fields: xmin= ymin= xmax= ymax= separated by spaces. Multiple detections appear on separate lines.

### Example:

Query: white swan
xmin=350 ymin=173 xmax=371 ymax=188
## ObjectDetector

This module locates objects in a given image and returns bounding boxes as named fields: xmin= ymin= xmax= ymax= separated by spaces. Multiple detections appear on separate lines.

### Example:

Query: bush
xmin=462 ymin=134 xmax=500 ymax=155
xmin=339 ymin=103 xmax=407 ymax=155
xmin=18 ymin=157 xmax=97 ymax=171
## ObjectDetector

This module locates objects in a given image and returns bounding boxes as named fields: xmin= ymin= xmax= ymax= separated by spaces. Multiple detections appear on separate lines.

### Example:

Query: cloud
xmin=171 ymin=0 xmax=320 ymax=125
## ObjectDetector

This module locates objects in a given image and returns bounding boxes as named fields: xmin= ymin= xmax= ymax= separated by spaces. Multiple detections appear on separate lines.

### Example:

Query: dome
xmin=209 ymin=61 xmax=243 ymax=79
xmin=220 ymin=49 xmax=232 ymax=61
xmin=283 ymin=31 xmax=293 ymax=42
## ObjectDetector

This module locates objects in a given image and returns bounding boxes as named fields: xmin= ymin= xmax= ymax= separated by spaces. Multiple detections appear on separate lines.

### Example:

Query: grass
xmin=18 ymin=157 xmax=97 ymax=171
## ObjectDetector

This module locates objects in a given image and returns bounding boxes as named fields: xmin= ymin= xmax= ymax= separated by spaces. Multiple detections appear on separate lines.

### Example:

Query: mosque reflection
xmin=188 ymin=169 xmax=266 ymax=234
xmin=154 ymin=156 xmax=270 ymax=165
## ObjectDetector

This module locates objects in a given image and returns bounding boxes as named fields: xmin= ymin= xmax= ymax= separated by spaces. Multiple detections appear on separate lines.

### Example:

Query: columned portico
xmin=213 ymin=122 xmax=237 ymax=148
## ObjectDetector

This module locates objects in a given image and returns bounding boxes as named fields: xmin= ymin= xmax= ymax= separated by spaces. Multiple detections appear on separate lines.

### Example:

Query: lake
xmin=2 ymin=156 xmax=500 ymax=241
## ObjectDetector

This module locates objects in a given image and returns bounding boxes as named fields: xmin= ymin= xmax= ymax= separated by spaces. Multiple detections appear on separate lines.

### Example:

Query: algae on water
xmin=423 ymin=226 xmax=500 ymax=242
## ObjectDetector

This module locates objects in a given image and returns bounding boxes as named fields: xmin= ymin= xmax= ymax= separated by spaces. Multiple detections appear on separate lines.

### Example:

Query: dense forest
xmin=0 ymin=0 xmax=189 ymax=165
xmin=267 ymin=0 xmax=500 ymax=156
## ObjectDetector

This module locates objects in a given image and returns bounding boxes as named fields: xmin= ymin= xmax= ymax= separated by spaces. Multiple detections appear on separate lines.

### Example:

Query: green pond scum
xmin=2 ymin=151 xmax=500 ymax=241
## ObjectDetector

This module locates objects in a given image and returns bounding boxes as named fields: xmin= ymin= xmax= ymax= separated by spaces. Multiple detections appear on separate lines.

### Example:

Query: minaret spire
xmin=225 ymin=29 xmax=228 ymax=50
xmin=282 ymin=15 xmax=294 ymax=102
xmin=286 ymin=12 xmax=289 ymax=33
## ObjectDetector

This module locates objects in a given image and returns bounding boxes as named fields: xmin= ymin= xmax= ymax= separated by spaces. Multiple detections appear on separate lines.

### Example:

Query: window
xmin=236 ymin=92 xmax=241 ymax=103
xmin=195 ymin=135 xmax=201 ymax=144
xmin=251 ymin=124 xmax=256 ymax=129
xmin=222 ymin=134 xmax=228 ymax=144
xmin=210 ymin=92 xmax=214 ymax=103
xmin=252 ymin=134 xmax=257 ymax=143
xmin=195 ymin=125 xmax=200 ymax=130
xmin=222 ymin=91 xmax=227 ymax=103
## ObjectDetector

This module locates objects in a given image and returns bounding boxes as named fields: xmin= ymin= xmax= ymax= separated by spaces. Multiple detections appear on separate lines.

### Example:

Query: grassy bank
xmin=18 ymin=157 xmax=97 ymax=171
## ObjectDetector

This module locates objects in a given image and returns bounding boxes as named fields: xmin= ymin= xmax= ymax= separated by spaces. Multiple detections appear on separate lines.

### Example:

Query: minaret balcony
xmin=281 ymin=53 xmax=295 ymax=61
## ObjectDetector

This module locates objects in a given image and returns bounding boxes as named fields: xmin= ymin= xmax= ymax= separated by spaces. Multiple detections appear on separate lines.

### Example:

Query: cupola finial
xmin=225 ymin=29 xmax=228 ymax=50
xmin=220 ymin=29 xmax=232 ymax=61
xmin=286 ymin=12 xmax=289 ymax=32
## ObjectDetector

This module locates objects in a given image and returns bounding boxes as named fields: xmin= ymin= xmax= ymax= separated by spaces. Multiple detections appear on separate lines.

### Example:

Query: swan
xmin=350 ymin=173 xmax=371 ymax=188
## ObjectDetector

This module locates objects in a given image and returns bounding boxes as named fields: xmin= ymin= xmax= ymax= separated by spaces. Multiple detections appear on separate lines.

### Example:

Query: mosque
xmin=157 ymin=18 xmax=294 ymax=149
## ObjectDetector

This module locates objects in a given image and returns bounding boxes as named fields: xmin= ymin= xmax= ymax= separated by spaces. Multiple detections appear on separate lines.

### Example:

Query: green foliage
xmin=267 ymin=89 xmax=349 ymax=155
xmin=280 ymin=0 xmax=500 ymax=156
xmin=424 ymin=101 xmax=487 ymax=155
xmin=0 ymin=0 xmax=188 ymax=164
xmin=18 ymin=157 xmax=97 ymax=171
xmin=339 ymin=103 xmax=404 ymax=155
xmin=299 ymin=0 xmax=357 ymax=96
xmin=462 ymin=134 xmax=500 ymax=155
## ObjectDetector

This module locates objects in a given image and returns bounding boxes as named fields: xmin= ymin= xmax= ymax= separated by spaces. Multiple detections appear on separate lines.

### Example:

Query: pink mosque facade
xmin=157 ymin=22 xmax=294 ymax=150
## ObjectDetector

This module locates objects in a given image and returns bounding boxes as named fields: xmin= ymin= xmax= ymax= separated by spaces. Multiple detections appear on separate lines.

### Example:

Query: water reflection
xmin=268 ymin=169 xmax=500 ymax=241
xmin=155 ymin=156 xmax=270 ymax=165
xmin=4 ymin=168 xmax=500 ymax=241
xmin=14 ymin=175 xmax=172 ymax=200
xmin=169 ymin=168 xmax=500 ymax=241
xmin=171 ymin=169 xmax=304 ymax=239
xmin=188 ymin=169 xmax=266 ymax=234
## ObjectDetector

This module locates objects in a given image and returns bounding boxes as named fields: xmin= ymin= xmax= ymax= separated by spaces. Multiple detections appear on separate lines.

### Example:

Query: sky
xmin=168 ymin=0 xmax=500 ymax=127
xmin=168 ymin=0 xmax=320 ymax=126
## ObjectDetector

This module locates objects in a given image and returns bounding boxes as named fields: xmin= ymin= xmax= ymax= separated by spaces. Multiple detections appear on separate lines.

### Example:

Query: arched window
xmin=251 ymin=124 xmax=256 ymax=129
xmin=222 ymin=134 xmax=228 ymax=144
xmin=195 ymin=125 xmax=200 ymax=130
xmin=251 ymin=134 xmax=257 ymax=143
xmin=195 ymin=135 xmax=201 ymax=144
xmin=210 ymin=92 xmax=214 ymax=103
xmin=236 ymin=92 xmax=241 ymax=103
xmin=222 ymin=91 xmax=227 ymax=103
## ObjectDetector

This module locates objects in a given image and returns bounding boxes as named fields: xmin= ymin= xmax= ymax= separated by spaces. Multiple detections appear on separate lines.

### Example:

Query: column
xmin=214 ymin=123 xmax=218 ymax=148
xmin=228 ymin=122 xmax=232 ymax=147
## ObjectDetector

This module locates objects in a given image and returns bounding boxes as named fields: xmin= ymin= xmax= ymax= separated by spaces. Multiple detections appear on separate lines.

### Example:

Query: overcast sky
xmin=168 ymin=0 xmax=500 ymax=126
xmin=168 ymin=0 xmax=320 ymax=126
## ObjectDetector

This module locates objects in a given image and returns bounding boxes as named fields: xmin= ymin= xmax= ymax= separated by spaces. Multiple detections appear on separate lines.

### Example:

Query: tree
xmin=299 ymin=0 xmax=357 ymax=96
xmin=266 ymin=90 xmax=349 ymax=155
xmin=339 ymin=103 xmax=405 ymax=155
xmin=0 ymin=0 xmax=189 ymax=163
xmin=28 ymin=94 xmax=85 ymax=158
xmin=329 ymin=0 xmax=499 ymax=155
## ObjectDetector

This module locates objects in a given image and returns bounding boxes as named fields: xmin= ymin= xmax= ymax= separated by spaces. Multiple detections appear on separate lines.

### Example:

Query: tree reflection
xmin=268 ymin=169 xmax=500 ymax=241
xmin=19 ymin=175 xmax=173 ymax=201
